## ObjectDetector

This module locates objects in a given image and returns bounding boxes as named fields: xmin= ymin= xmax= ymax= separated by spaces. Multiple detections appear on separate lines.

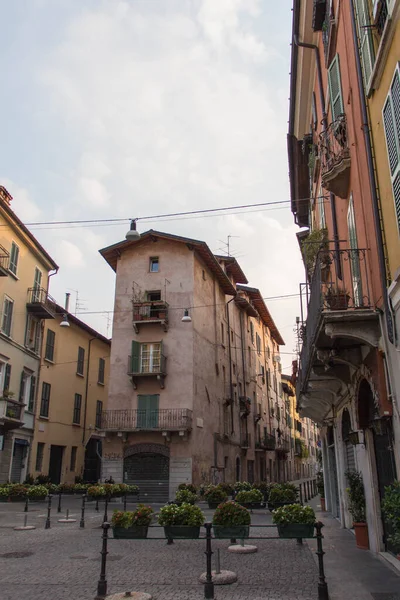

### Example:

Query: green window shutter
xmin=19 ymin=371 xmax=26 ymax=403
xmin=131 ymin=340 xmax=141 ymax=373
xmin=28 ymin=376 xmax=36 ymax=412
xmin=355 ymin=0 xmax=375 ymax=87
xmin=9 ymin=243 xmax=19 ymax=275
xmin=383 ymin=67 xmax=400 ymax=230
xmin=137 ymin=394 xmax=159 ymax=428
xmin=4 ymin=364 xmax=11 ymax=392
xmin=328 ymin=55 xmax=344 ymax=121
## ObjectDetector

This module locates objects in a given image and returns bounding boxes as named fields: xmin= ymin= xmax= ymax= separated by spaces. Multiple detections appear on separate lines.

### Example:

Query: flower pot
xmin=163 ymin=526 xmax=200 ymax=539
xmin=27 ymin=496 xmax=47 ymax=502
xmin=320 ymin=497 xmax=326 ymax=511
xmin=112 ymin=525 xmax=149 ymax=539
xmin=353 ymin=522 xmax=369 ymax=549
xmin=277 ymin=523 xmax=315 ymax=539
xmin=213 ymin=525 xmax=250 ymax=539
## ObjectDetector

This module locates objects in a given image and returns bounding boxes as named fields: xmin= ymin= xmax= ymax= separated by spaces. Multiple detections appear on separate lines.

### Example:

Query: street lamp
xmin=125 ymin=219 xmax=140 ymax=241
xmin=60 ymin=314 xmax=70 ymax=328
xmin=181 ymin=309 xmax=192 ymax=322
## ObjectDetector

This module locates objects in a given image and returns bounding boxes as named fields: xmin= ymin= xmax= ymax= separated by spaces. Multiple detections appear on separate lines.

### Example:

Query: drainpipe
xmin=349 ymin=0 xmax=394 ymax=344
xmin=239 ymin=311 xmax=247 ymax=398
xmin=82 ymin=337 xmax=96 ymax=445
xmin=226 ymin=296 xmax=236 ymax=434
xmin=293 ymin=34 xmax=342 ymax=278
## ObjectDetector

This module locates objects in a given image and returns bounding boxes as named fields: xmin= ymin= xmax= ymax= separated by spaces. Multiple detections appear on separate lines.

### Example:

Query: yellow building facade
xmin=31 ymin=307 xmax=110 ymax=484
xmin=0 ymin=186 xmax=58 ymax=483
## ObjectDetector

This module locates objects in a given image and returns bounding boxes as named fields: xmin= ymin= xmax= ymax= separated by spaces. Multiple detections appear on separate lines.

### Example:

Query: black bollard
xmin=204 ymin=523 xmax=214 ymax=600
xmin=80 ymin=494 xmax=86 ymax=529
xmin=315 ymin=521 xmax=329 ymax=600
xmin=45 ymin=494 xmax=52 ymax=529
xmin=57 ymin=492 xmax=62 ymax=513
xmin=123 ymin=493 xmax=127 ymax=512
xmin=103 ymin=496 xmax=109 ymax=523
xmin=24 ymin=497 xmax=28 ymax=513
xmin=95 ymin=522 xmax=110 ymax=599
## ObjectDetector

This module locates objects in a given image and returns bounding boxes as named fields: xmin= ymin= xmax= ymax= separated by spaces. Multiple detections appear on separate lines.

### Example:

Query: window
xmin=256 ymin=333 xmax=261 ymax=355
xmin=347 ymin=194 xmax=363 ymax=306
xmin=28 ymin=376 xmax=36 ymax=412
xmin=3 ymin=363 xmax=11 ymax=392
xmin=35 ymin=442 xmax=44 ymax=472
xmin=9 ymin=242 xmax=19 ymax=275
xmin=25 ymin=315 xmax=41 ymax=354
xmin=131 ymin=341 xmax=163 ymax=374
xmin=40 ymin=382 xmax=51 ymax=418
xmin=248 ymin=346 xmax=251 ymax=367
xmin=98 ymin=358 xmax=105 ymax=384
xmin=328 ymin=54 xmax=344 ymax=121
xmin=96 ymin=400 xmax=103 ymax=428
xmin=77 ymin=347 xmax=85 ymax=376
xmin=32 ymin=267 xmax=42 ymax=301
xmin=312 ymin=92 xmax=317 ymax=130
xmin=149 ymin=257 xmax=159 ymax=272
xmin=231 ymin=329 xmax=234 ymax=343
xmin=70 ymin=446 xmax=77 ymax=471
xmin=221 ymin=323 xmax=225 ymax=346
xmin=250 ymin=320 xmax=254 ymax=343
xmin=354 ymin=0 xmax=375 ymax=88
xmin=44 ymin=329 xmax=55 ymax=362
xmin=73 ymin=393 xmax=82 ymax=424
xmin=383 ymin=66 xmax=400 ymax=230
xmin=147 ymin=290 xmax=161 ymax=301
xmin=1 ymin=297 xmax=14 ymax=336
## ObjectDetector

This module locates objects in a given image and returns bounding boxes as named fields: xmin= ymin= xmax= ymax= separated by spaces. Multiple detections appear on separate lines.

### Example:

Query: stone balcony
xmin=100 ymin=408 xmax=192 ymax=433
xmin=319 ymin=114 xmax=351 ymax=199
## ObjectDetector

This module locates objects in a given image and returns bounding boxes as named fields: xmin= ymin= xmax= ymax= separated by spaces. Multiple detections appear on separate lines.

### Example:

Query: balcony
xmin=297 ymin=248 xmax=379 ymax=422
xmin=0 ymin=396 xmax=25 ymax=430
xmin=240 ymin=433 xmax=251 ymax=449
xmin=319 ymin=114 xmax=351 ymax=198
xmin=100 ymin=408 xmax=192 ymax=432
xmin=26 ymin=287 xmax=56 ymax=319
xmin=255 ymin=432 xmax=276 ymax=451
xmin=128 ymin=352 xmax=167 ymax=389
xmin=0 ymin=245 xmax=10 ymax=276
xmin=239 ymin=397 xmax=251 ymax=417
xmin=132 ymin=301 xmax=169 ymax=333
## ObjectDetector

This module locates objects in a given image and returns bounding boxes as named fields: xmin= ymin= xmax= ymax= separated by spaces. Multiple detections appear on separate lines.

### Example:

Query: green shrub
xmin=235 ymin=489 xmax=263 ymax=504
xmin=0 ymin=486 xmax=10 ymax=497
xmin=158 ymin=503 xmax=205 ymax=527
xmin=177 ymin=483 xmax=197 ymax=494
xmin=345 ymin=470 xmax=366 ymax=523
xmin=382 ymin=481 xmax=400 ymax=551
xmin=8 ymin=484 xmax=28 ymax=498
xmin=126 ymin=484 xmax=140 ymax=494
xmin=87 ymin=485 xmax=106 ymax=498
xmin=317 ymin=472 xmax=325 ymax=496
xmin=24 ymin=474 xmax=35 ymax=485
xmin=272 ymin=504 xmax=316 ymax=525
xmin=204 ymin=485 xmax=228 ymax=503
xmin=35 ymin=474 xmax=51 ymax=485
xmin=212 ymin=501 xmax=251 ymax=526
xmin=218 ymin=482 xmax=234 ymax=496
xmin=233 ymin=481 xmax=252 ymax=492
xmin=111 ymin=505 xmax=154 ymax=528
xmin=253 ymin=481 xmax=270 ymax=494
xmin=268 ymin=485 xmax=297 ymax=504
xmin=26 ymin=485 xmax=48 ymax=498
xmin=175 ymin=489 xmax=197 ymax=505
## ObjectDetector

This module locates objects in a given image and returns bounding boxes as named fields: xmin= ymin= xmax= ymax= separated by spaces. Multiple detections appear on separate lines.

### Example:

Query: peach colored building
xmin=99 ymin=230 xmax=285 ymax=501
xmin=288 ymin=0 xmax=397 ymax=554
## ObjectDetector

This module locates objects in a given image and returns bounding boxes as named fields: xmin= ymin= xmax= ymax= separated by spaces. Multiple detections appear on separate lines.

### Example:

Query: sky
xmin=1 ymin=0 xmax=304 ymax=370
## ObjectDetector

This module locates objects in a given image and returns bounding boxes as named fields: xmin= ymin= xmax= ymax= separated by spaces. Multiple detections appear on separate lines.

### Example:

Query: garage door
xmin=124 ymin=452 xmax=169 ymax=503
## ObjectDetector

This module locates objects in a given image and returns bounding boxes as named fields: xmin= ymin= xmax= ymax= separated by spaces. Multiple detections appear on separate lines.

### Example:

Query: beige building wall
xmin=30 ymin=310 xmax=110 ymax=483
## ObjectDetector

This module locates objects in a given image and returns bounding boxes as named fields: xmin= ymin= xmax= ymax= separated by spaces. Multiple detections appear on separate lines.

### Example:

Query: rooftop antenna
xmin=217 ymin=235 xmax=240 ymax=257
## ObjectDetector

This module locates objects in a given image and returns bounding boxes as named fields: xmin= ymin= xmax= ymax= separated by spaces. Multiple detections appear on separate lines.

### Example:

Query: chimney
xmin=0 ymin=186 xmax=13 ymax=206
xmin=65 ymin=293 xmax=71 ymax=312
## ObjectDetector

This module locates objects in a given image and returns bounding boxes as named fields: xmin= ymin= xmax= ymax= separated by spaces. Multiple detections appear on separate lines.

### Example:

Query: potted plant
xmin=87 ymin=485 xmax=107 ymax=500
xmin=35 ymin=474 xmax=51 ymax=485
xmin=317 ymin=472 xmax=326 ymax=511
xmin=111 ymin=505 xmax=154 ymax=539
xmin=58 ymin=483 xmax=75 ymax=495
xmin=0 ymin=485 xmax=10 ymax=502
xmin=253 ymin=481 xmax=270 ymax=502
xmin=345 ymin=470 xmax=369 ymax=549
xmin=218 ymin=482 xmax=234 ymax=497
xmin=325 ymin=286 xmax=350 ymax=310
xmin=177 ymin=483 xmax=197 ymax=494
xmin=272 ymin=504 xmax=316 ymax=538
xmin=382 ymin=481 xmax=400 ymax=559
xmin=204 ymin=485 xmax=228 ymax=509
xmin=175 ymin=489 xmax=197 ymax=505
xmin=268 ymin=484 xmax=297 ymax=511
xmin=212 ymin=500 xmax=251 ymax=539
xmin=233 ymin=481 xmax=252 ymax=494
xmin=26 ymin=485 xmax=48 ymax=501
xmin=301 ymin=227 xmax=328 ymax=277
xmin=158 ymin=503 xmax=205 ymax=539
xmin=235 ymin=488 xmax=264 ymax=509
xmin=7 ymin=484 xmax=28 ymax=502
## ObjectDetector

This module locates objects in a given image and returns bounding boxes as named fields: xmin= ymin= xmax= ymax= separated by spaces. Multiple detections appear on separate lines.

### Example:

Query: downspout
xmin=293 ymin=33 xmax=342 ymax=277
xmin=239 ymin=311 xmax=247 ymax=398
xmin=349 ymin=0 xmax=395 ymax=344
xmin=82 ymin=337 xmax=96 ymax=445
xmin=226 ymin=296 xmax=236 ymax=434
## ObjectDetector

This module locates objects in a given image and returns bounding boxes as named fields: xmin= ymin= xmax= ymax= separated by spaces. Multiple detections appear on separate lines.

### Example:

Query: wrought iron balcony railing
xmin=240 ymin=433 xmax=251 ymax=449
xmin=319 ymin=114 xmax=351 ymax=198
xmin=100 ymin=408 xmax=192 ymax=431
xmin=0 ymin=397 xmax=25 ymax=429
xmin=26 ymin=287 xmax=56 ymax=318
xmin=297 ymin=247 xmax=372 ymax=393
xmin=0 ymin=245 xmax=10 ymax=275
xmin=255 ymin=432 xmax=276 ymax=451
xmin=132 ymin=301 xmax=169 ymax=332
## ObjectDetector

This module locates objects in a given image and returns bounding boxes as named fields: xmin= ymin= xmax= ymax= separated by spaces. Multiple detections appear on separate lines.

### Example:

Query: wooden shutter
xmin=355 ymin=0 xmax=375 ymax=87
xmin=9 ymin=243 xmax=19 ymax=274
xmin=19 ymin=371 xmax=26 ymax=403
xmin=328 ymin=55 xmax=344 ymax=121
xmin=383 ymin=67 xmax=400 ymax=229
xmin=4 ymin=363 xmax=11 ymax=391
xmin=28 ymin=376 xmax=36 ymax=412
xmin=131 ymin=340 xmax=141 ymax=373
xmin=347 ymin=195 xmax=363 ymax=306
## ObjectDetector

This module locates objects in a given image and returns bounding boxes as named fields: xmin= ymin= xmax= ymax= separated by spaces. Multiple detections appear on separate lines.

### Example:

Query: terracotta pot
xmin=320 ymin=497 xmax=326 ymax=511
xmin=353 ymin=522 xmax=369 ymax=549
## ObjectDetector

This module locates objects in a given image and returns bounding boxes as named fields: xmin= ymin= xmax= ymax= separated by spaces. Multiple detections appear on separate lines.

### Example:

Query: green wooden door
xmin=137 ymin=395 xmax=159 ymax=428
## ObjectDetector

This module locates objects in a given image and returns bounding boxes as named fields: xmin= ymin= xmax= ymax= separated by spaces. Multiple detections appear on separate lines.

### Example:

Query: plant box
xmin=277 ymin=523 xmax=315 ymax=539
xmin=27 ymin=497 xmax=47 ymax=502
xmin=8 ymin=497 xmax=25 ymax=502
xmin=239 ymin=502 xmax=264 ymax=510
xmin=112 ymin=525 xmax=149 ymax=539
xmin=213 ymin=525 xmax=250 ymax=539
xmin=163 ymin=526 xmax=200 ymax=539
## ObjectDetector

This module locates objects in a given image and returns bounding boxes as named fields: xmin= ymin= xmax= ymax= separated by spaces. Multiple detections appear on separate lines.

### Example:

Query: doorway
xmin=10 ymin=440 xmax=27 ymax=483
xmin=84 ymin=438 xmax=101 ymax=483
xmin=49 ymin=445 xmax=64 ymax=484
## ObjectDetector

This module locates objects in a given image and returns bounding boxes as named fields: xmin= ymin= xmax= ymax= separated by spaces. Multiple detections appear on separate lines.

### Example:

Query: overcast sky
xmin=1 ymin=0 xmax=304 ymax=369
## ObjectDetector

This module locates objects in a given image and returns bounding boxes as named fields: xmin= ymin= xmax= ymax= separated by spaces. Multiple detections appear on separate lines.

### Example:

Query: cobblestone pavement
xmin=0 ymin=498 xmax=319 ymax=600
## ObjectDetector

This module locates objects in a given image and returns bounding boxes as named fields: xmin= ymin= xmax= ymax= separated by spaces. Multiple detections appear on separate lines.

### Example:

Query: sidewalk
xmin=306 ymin=496 xmax=400 ymax=600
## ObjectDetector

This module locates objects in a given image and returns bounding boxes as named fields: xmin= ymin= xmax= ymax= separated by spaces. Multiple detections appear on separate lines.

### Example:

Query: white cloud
xmin=58 ymin=240 xmax=85 ymax=268
xmin=1 ymin=179 xmax=42 ymax=221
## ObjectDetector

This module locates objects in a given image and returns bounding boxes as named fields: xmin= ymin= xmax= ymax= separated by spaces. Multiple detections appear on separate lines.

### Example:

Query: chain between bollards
xmin=204 ymin=522 xmax=214 ymax=600
xmin=95 ymin=522 xmax=110 ymax=599
xmin=80 ymin=494 xmax=86 ymax=529
xmin=57 ymin=491 xmax=62 ymax=513
xmin=45 ymin=494 xmax=52 ymax=529
xmin=315 ymin=521 xmax=329 ymax=600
